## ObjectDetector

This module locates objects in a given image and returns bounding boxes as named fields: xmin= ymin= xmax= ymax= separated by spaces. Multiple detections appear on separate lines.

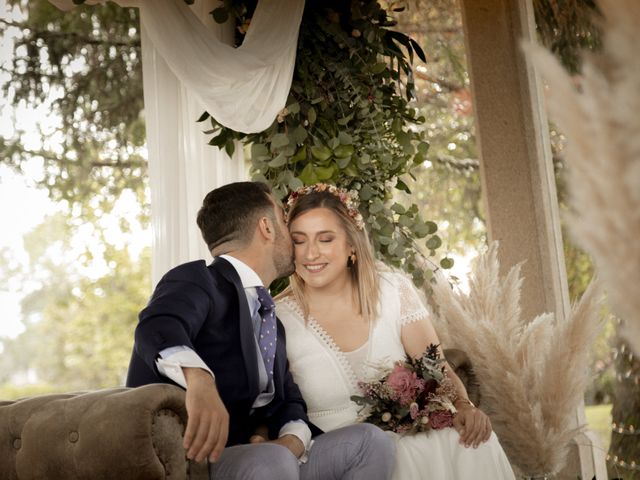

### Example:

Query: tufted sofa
xmin=0 ymin=349 xmax=478 ymax=480
xmin=0 ymin=384 xmax=208 ymax=480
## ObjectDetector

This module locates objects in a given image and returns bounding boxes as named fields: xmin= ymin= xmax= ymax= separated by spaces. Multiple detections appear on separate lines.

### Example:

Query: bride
xmin=274 ymin=184 xmax=515 ymax=480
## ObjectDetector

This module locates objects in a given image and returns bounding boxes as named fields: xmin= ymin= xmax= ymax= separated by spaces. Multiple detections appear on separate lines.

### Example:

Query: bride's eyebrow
xmin=290 ymin=230 xmax=336 ymax=235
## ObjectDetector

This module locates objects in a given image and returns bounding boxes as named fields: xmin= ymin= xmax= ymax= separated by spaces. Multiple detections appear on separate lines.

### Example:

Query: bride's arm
xmin=401 ymin=319 xmax=493 ymax=448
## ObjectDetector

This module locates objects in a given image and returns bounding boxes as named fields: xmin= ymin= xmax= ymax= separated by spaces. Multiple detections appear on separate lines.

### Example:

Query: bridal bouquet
xmin=350 ymin=344 xmax=457 ymax=434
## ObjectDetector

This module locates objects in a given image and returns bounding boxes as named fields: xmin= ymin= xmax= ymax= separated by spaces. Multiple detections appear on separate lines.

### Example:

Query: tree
xmin=0 ymin=0 xmax=150 ymax=398
xmin=0 ymin=213 xmax=150 ymax=395
xmin=0 ymin=0 xmax=146 ymax=210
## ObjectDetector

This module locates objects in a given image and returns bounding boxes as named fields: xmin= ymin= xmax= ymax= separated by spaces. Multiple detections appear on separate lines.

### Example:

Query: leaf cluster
xmin=201 ymin=0 xmax=454 ymax=284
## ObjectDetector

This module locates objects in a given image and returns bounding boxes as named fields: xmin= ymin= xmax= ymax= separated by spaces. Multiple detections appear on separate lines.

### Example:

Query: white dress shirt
xmin=155 ymin=255 xmax=312 ymax=453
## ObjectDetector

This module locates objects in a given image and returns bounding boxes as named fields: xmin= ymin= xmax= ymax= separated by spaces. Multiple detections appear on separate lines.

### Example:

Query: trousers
xmin=208 ymin=423 xmax=395 ymax=480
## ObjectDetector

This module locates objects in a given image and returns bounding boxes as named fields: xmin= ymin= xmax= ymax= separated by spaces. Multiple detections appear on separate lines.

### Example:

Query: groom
xmin=126 ymin=181 xmax=394 ymax=479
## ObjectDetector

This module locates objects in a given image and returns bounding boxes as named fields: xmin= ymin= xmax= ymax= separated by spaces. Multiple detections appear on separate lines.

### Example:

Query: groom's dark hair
xmin=197 ymin=181 xmax=275 ymax=252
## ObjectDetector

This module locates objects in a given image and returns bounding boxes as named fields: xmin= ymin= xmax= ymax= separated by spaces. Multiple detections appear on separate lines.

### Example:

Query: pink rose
xmin=386 ymin=364 xmax=423 ymax=406
xmin=429 ymin=410 xmax=454 ymax=430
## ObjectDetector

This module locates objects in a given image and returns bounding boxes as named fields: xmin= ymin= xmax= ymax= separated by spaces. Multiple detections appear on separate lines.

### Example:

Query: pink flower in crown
xmin=429 ymin=409 xmax=454 ymax=430
xmin=285 ymin=183 xmax=365 ymax=230
xmin=386 ymin=363 xmax=424 ymax=406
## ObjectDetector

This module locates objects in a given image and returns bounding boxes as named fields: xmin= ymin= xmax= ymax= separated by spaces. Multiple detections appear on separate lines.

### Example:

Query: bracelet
xmin=454 ymin=397 xmax=476 ymax=409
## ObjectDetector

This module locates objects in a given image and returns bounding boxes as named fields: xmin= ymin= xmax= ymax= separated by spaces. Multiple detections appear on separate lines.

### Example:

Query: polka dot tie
xmin=255 ymin=286 xmax=277 ymax=384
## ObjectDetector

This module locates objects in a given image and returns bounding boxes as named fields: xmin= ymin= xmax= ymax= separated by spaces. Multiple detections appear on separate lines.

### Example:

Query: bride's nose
xmin=305 ymin=241 xmax=320 ymax=260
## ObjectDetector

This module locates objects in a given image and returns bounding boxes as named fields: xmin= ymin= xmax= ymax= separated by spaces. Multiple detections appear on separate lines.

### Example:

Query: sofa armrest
xmin=443 ymin=348 xmax=481 ymax=407
xmin=0 ymin=384 xmax=208 ymax=480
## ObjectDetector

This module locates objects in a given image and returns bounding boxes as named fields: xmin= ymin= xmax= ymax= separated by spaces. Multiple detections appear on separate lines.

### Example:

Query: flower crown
xmin=286 ymin=183 xmax=365 ymax=230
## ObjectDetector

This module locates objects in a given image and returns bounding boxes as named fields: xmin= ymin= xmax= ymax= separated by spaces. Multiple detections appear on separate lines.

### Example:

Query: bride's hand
xmin=452 ymin=401 xmax=492 ymax=448
xmin=249 ymin=424 xmax=269 ymax=444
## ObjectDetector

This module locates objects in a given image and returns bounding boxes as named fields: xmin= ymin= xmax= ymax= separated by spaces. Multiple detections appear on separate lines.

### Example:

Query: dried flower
xmin=351 ymin=344 xmax=456 ymax=435
xmin=285 ymin=183 xmax=365 ymax=230
xmin=429 ymin=410 xmax=454 ymax=430
xmin=387 ymin=364 xmax=424 ymax=406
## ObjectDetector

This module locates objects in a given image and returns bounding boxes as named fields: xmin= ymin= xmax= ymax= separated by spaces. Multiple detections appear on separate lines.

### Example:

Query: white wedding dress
xmin=276 ymin=270 xmax=515 ymax=480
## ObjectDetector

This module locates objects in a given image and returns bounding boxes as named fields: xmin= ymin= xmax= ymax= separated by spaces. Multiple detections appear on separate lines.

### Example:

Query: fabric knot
xmin=256 ymin=286 xmax=275 ymax=312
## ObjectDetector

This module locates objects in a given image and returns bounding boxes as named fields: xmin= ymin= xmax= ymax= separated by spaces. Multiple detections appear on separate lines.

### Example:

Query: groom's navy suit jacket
xmin=126 ymin=257 xmax=321 ymax=446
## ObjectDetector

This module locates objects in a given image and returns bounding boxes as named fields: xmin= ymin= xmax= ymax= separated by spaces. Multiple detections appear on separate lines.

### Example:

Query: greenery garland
xmin=201 ymin=0 xmax=453 ymax=285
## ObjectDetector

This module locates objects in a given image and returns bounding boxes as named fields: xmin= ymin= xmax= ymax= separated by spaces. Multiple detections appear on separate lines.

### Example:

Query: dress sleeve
xmin=395 ymin=272 xmax=430 ymax=326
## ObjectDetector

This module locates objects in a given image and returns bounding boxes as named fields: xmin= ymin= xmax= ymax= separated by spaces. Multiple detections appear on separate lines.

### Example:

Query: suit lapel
xmin=212 ymin=257 xmax=260 ymax=400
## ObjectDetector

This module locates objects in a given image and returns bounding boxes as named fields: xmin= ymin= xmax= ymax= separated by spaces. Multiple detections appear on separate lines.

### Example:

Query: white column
xmin=458 ymin=0 xmax=606 ymax=478
xmin=140 ymin=1 xmax=247 ymax=286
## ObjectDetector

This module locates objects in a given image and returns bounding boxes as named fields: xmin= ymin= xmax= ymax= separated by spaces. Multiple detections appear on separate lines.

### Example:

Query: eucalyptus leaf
xmin=287 ymin=102 xmax=300 ymax=114
xmin=336 ymin=156 xmax=351 ymax=169
xmin=338 ymin=131 xmax=353 ymax=145
xmin=291 ymin=145 xmax=307 ymax=163
xmin=268 ymin=153 xmax=287 ymax=168
xmin=369 ymin=62 xmax=387 ymax=74
xmin=290 ymin=126 xmax=308 ymax=145
xmin=396 ymin=179 xmax=411 ymax=194
xmin=251 ymin=143 xmax=269 ymax=159
xmin=271 ymin=133 xmax=290 ymax=150
xmin=288 ymin=177 xmax=304 ymax=191
xmin=315 ymin=164 xmax=336 ymax=180
xmin=328 ymin=137 xmax=340 ymax=150
xmin=299 ymin=164 xmax=318 ymax=184
xmin=440 ymin=257 xmax=455 ymax=269
xmin=426 ymin=235 xmax=442 ymax=250
xmin=196 ymin=111 xmax=210 ymax=122
xmin=391 ymin=202 xmax=406 ymax=214
xmin=334 ymin=144 xmax=354 ymax=158
xmin=311 ymin=145 xmax=332 ymax=162
xmin=308 ymin=107 xmax=317 ymax=124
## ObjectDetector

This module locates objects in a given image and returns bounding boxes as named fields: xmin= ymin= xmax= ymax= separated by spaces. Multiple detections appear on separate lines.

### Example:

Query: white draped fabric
xmin=139 ymin=0 xmax=304 ymax=134
xmin=49 ymin=0 xmax=305 ymax=285
xmin=140 ymin=16 xmax=246 ymax=284
xmin=50 ymin=0 xmax=304 ymax=134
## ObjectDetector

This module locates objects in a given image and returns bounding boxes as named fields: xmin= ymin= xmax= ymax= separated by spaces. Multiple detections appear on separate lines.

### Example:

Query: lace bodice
xmin=276 ymin=270 xmax=430 ymax=431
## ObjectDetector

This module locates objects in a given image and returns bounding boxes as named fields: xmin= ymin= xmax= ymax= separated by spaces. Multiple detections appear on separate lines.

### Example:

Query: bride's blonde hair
xmin=282 ymin=187 xmax=379 ymax=323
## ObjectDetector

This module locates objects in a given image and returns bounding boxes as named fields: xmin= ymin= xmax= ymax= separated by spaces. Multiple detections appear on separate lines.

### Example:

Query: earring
xmin=347 ymin=251 xmax=357 ymax=267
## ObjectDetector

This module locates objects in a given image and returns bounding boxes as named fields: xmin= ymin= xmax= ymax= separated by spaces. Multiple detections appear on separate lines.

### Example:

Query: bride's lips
xmin=303 ymin=263 xmax=328 ymax=273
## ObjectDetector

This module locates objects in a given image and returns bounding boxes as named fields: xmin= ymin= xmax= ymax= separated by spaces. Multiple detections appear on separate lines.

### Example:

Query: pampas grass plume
xmin=432 ymin=243 xmax=603 ymax=476
xmin=526 ymin=0 xmax=640 ymax=354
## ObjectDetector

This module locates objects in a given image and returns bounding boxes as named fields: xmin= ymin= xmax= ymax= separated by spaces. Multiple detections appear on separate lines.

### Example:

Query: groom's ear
xmin=257 ymin=216 xmax=275 ymax=240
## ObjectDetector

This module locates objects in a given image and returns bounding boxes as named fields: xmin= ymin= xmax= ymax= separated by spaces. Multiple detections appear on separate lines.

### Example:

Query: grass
xmin=585 ymin=403 xmax=612 ymax=453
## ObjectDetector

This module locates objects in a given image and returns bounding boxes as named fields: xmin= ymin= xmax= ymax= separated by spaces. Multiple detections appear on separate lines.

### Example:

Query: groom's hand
xmin=183 ymin=367 xmax=229 ymax=463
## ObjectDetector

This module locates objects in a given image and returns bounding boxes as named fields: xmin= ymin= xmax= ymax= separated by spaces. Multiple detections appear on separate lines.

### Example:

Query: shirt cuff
xmin=156 ymin=346 xmax=214 ymax=388
xmin=279 ymin=420 xmax=313 ymax=464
